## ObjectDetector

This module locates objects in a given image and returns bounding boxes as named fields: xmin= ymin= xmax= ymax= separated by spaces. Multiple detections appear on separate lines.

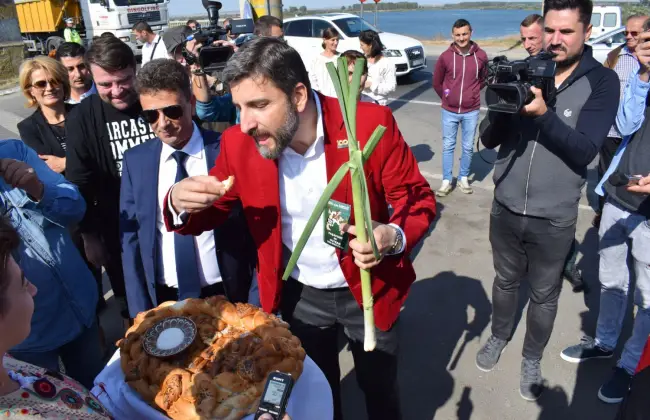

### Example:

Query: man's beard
xmin=549 ymin=46 xmax=583 ymax=69
xmin=249 ymin=101 xmax=299 ymax=160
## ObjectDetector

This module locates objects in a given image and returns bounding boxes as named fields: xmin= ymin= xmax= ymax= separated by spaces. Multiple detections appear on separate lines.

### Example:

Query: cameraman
xmin=520 ymin=13 xmax=586 ymax=292
xmin=477 ymin=0 xmax=619 ymax=401
xmin=192 ymin=18 xmax=284 ymax=125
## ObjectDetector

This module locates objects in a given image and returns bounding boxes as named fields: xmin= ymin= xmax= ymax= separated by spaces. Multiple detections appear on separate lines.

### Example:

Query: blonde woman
xmin=17 ymin=56 xmax=72 ymax=175
xmin=309 ymin=27 xmax=340 ymax=98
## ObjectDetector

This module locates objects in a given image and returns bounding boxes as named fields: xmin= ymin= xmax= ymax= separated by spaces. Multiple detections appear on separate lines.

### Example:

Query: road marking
xmin=388 ymin=97 xmax=489 ymax=111
xmin=419 ymin=170 xmax=594 ymax=212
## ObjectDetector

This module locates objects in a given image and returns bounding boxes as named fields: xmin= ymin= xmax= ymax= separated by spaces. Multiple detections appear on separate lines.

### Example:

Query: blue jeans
xmin=10 ymin=321 xmax=104 ymax=389
xmin=595 ymin=200 xmax=650 ymax=375
xmin=441 ymin=108 xmax=480 ymax=181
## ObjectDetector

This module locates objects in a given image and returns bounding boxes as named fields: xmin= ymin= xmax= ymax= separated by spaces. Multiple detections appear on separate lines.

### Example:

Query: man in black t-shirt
xmin=66 ymin=36 xmax=156 ymax=319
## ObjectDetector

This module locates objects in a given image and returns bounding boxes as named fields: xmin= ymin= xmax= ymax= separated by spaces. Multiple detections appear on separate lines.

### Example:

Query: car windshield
xmin=333 ymin=17 xmax=379 ymax=37
xmin=113 ymin=0 xmax=164 ymax=5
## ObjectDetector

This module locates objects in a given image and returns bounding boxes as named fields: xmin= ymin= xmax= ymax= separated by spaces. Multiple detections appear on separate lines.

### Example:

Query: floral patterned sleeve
xmin=0 ymin=355 xmax=113 ymax=419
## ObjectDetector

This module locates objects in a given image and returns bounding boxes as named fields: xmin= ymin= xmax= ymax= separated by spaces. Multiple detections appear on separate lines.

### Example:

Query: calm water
xmin=361 ymin=9 xmax=537 ymax=39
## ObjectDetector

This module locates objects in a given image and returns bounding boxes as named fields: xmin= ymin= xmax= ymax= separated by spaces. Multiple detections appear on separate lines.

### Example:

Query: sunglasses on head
xmin=30 ymin=79 xmax=60 ymax=90
xmin=141 ymin=105 xmax=184 ymax=124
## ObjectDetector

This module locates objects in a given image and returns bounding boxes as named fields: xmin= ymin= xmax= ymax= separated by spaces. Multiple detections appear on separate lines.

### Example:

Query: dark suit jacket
xmin=120 ymin=129 xmax=256 ymax=317
xmin=18 ymin=105 xmax=76 ymax=157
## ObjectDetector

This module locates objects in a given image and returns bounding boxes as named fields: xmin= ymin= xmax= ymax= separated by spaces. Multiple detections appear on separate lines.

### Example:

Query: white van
xmin=283 ymin=13 xmax=426 ymax=77
xmin=590 ymin=6 xmax=622 ymax=39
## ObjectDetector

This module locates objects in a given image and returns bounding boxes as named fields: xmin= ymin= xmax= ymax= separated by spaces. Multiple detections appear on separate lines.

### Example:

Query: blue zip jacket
xmin=195 ymin=94 xmax=239 ymax=125
xmin=1 ymin=140 xmax=97 ymax=353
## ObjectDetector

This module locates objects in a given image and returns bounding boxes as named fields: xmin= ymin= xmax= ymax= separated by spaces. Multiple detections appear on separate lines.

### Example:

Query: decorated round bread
xmin=117 ymin=296 xmax=306 ymax=420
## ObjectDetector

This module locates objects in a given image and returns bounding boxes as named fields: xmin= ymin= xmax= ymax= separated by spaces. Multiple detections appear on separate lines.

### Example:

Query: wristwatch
xmin=388 ymin=226 xmax=404 ymax=255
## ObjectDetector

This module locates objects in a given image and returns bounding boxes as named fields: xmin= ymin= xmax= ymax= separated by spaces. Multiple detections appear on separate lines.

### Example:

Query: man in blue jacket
xmin=477 ymin=0 xmax=620 ymax=401
xmin=1 ymin=140 xmax=102 ymax=389
xmin=120 ymin=59 xmax=257 ymax=317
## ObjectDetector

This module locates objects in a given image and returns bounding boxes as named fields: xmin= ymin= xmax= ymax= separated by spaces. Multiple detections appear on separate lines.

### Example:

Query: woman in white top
xmin=359 ymin=30 xmax=397 ymax=106
xmin=309 ymin=27 xmax=340 ymax=98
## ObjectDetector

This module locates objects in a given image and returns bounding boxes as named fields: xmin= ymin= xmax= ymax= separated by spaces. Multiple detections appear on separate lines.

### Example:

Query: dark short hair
xmin=452 ymin=19 xmax=472 ymax=31
xmin=254 ymin=15 xmax=283 ymax=36
xmin=132 ymin=21 xmax=152 ymax=33
xmin=543 ymin=0 xmax=593 ymax=27
xmin=186 ymin=19 xmax=199 ymax=26
xmin=359 ymin=30 xmax=384 ymax=58
xmin=55 ymin=42 xmax=86 ymax=60
xmin=86 ymin=35 xmax=136 ymax=72
xmin=0 ymin=217 xmax=20 ymax=317
xmin=521 ymin=14 xmax=543 ymax=27
xmin=100 ymin=32 xmax=116 ymax=39
xmin=136 ymin=59 xmax=191 ymax=101
xmin=223 ymin=37 xmax=311 ymax=100
xmin=341 ymin=50 xmax=368 ymax=75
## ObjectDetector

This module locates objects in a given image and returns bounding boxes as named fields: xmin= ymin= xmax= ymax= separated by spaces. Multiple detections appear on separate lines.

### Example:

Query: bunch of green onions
xmin=282 ymin=56 xmax=387 ymax=351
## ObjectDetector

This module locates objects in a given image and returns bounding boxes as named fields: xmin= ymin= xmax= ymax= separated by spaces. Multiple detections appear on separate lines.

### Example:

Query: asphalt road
xmin=0 ymin=50 xmax=623 ymax=420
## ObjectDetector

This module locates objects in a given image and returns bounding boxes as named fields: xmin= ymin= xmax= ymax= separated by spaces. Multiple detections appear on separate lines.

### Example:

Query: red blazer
xmin=164 ymin=93 xmax=436 ymax=331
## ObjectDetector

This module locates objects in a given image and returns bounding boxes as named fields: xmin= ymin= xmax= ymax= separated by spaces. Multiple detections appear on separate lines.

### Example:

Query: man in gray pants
xmin=561 ymin=31 xmax=650 ymax=405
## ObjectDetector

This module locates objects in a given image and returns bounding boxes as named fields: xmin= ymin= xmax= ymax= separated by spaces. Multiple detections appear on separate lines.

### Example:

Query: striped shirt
xmin=608 ymin=47 xmax=640 ymax=139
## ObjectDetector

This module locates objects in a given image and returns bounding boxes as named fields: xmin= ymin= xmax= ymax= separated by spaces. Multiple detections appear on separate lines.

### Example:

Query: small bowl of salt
xmin=142 ymin=316 xmax=197 ymax=358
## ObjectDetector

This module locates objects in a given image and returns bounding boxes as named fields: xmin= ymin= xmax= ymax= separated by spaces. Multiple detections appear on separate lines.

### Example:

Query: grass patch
xmin=0 ymin=45 xmax=23 ymax=87
xmin=421 ymin=34 xmax=520 ymax=48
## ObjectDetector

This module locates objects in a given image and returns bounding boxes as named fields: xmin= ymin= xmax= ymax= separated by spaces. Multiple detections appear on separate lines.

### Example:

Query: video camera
xmin=183 ymin=0 xmax=254 ymax=75
xmin=485 ymin=51 xmax=557 ymax=113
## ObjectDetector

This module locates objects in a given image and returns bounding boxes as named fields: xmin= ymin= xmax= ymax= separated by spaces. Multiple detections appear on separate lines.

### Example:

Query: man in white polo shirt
xmin=133 ymin=21 xmax=168 ymax=67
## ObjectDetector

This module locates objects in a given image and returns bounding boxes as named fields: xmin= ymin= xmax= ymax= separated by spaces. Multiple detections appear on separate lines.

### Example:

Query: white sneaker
xmin=436 ymin=180 xmax=452 ymax=197
xmin=458 ymin=176 xmax=473 ymax=194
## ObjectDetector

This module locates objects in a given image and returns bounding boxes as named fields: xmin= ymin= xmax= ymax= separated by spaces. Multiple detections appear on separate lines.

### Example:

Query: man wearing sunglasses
xmin=119 ymin=59 xmax=257 ymax=317
xmin=595 ymin=13 xmax=649 ymax=228
xmin=65 ymin=36 xmax=156 ymax=322
xmin=164 ymin=37 xmax=436 ymax=420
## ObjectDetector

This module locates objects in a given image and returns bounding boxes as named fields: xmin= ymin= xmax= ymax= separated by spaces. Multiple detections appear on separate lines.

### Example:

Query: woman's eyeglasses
xmin=141 ymin=105 xmax=184 ymax=124
xmin=30 ymin=79 xmax=60 ymax=91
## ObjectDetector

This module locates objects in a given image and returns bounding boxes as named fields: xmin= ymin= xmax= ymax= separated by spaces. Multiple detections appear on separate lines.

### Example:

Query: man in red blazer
xmin=164 ymin=38 xmax=436 ymax=420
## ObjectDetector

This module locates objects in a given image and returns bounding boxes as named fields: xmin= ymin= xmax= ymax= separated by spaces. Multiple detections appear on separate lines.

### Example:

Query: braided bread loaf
xmin=117 ymin=296 xmax=306 ymax=420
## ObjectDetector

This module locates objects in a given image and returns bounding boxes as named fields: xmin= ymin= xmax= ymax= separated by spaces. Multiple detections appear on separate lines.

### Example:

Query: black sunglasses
xmin=141 ymin=105 xmax=184 ymax=124
xmin=30 ymin=79 xmax=60 ymax=90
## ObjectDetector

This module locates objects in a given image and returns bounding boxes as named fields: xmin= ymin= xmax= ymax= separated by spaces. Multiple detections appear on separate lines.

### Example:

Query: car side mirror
xmin=99 ymin=0 xmax=107 ymax=7
xmin=606 ymin=37 xmax=613 ymax=46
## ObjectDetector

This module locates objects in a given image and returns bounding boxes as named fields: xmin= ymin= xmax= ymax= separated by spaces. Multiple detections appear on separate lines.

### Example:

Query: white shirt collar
xmin=160 ymin=122 xmax=204 ymax=163
xmin=81 ymin=83 xmax=97 ymax=100
xmin=282 ymin=92 xmax=324 ymax=159
xmin=147 ymin=34 xmax=161 ymax=47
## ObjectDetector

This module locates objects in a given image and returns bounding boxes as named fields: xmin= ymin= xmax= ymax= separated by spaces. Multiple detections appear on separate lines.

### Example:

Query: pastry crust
xmin=118 ymin=297 xmax=304 ymax=420
xmin=222 ymin=175 xmax=235 ymax=191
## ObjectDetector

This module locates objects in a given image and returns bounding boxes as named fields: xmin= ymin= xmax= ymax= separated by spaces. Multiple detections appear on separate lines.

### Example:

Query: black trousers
xmin=99 ymin=217 xmax=126 ymax=300
xmin=489 ymin=201 xmax=576 ymax=360
xmin=281 ymin=278 xmax=401 ymax=420
xmin=597 ymin=136 xmax=623 ymax=214
xmin=156 ymin=281 xmax=226 ymax=304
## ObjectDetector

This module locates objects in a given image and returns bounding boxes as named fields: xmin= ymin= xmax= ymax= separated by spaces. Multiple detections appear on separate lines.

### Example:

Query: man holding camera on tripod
xmin=477 ymin=0 xmax=619 ymax=401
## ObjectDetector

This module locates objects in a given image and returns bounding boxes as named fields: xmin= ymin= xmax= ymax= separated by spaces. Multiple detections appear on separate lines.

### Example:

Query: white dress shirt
xmin=157 ymin=123 xmax=222 ymax=288
xmin=141 ymin=34 xmax=169 ymax=67
xmin=280 ymin=94 xmax=348 ymax=289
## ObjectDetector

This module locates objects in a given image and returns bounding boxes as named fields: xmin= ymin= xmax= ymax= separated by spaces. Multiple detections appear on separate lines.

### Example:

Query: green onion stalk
xmin=281 ymin=56 xmax=386 ymax=351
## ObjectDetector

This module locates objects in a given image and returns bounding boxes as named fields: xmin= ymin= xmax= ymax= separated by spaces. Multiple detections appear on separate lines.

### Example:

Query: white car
xmin=587 ymin=26 xmax=626 ymax=64
xmin=283 ymin=13 xmax=426 ymax=77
